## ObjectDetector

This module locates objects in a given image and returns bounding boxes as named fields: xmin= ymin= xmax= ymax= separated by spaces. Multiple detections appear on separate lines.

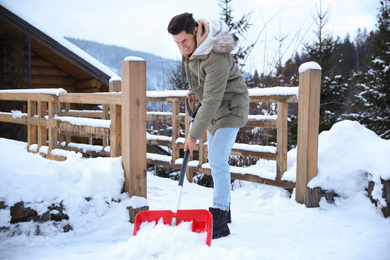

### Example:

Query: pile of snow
xmin=282 ymin=120 xmax=390 ymax=204
xmin=0 ymin=120 xmax=390 ymax=259
xmin=0 ymin=139 xmax=126 ymax=234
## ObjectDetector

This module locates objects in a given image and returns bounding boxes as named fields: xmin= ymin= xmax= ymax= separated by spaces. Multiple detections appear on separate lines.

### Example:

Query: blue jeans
xmin=207 ymin=127 xmax=239 ymax=211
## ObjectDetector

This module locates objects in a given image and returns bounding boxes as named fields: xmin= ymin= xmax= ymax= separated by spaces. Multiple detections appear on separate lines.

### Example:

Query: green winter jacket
xmin=182 ymin=19 xmax=249 ymax=140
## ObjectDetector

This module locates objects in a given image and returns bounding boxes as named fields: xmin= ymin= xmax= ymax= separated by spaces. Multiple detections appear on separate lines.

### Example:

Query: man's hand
xmin=184 ymin=136 xmax=197 ymax=155
xmin=187 ymin=91 xmax=197 ymax=102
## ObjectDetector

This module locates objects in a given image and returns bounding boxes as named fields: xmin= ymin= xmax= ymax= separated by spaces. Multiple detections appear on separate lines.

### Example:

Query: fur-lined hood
xmin=192 ymin=19 xmax=235 ymax=57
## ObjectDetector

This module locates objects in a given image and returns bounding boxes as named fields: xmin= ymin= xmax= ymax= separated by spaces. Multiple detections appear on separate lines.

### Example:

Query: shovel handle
xmin=178 ymin=150 xmax=190 ymax=187
xmin=173 ymin=150 xmax=190 ymax=216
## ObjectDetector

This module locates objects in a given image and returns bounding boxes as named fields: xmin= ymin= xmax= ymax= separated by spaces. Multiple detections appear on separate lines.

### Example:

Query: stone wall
xmin=368 ymin=179 xmax=390 ymax=218
xmin=1 ymin=201 xmax=71 ymax=233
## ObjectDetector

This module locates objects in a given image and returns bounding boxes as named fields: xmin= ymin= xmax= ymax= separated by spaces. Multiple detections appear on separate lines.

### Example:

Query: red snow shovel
xmin=132 ymin=100 xmax=213 ymax=246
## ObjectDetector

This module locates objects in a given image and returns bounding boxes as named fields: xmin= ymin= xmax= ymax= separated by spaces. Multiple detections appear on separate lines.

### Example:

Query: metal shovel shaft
xmin=171 ymin=149 xmax=190 ymax=226
xmin=171 ymin=98 xmax=199 ymax=226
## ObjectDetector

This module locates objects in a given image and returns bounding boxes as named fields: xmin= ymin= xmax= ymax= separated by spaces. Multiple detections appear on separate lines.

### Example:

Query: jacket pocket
xmin=214 ymin=101 xmax=231 ymax=121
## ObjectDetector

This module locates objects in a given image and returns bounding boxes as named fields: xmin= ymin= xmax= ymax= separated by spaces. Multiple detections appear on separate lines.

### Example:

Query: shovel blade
xmin=133 ymin=209 xmax=213 ymax=246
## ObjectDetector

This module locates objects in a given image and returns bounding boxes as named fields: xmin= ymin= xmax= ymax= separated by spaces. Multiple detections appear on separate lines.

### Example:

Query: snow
xmin=233 ymin=143 xmax=276 ymax=153
xmin=1 ymin=120 xmax=390 ymax=259
xmin=146 ymin=134 xmax=172 ymax=142
xmin=54 ymin=115 xmax=111 ymax=128
xmin=50 ymin=148 xmax=73 ymax=158
xmin=10 ymin=110 xmax=27 ymax=119
xmin=124 ymin=56 xmax=145 ymax=61
xmin=248 ymin=114 xmax=277 ymax=121
xmin=66 ymin=142 xmax=106 ymax=154
xmin=298 ymin=61 xmax=322 ymax=73
xmin=147 ymin=153 xmax=172 ymax=163
xmin=283 ymin=121 xmax=390 ymax=199
xmin=109 ymin=76 xmax=121 ymax=82
xmin=248 ymin=87 xmax=299 ymax=97
xmin=147 ymin=90 xmax=188 ymax=98
xmin=128 ymin=196 xmax=148 ymax=209
xmin=0 ymin=88 xmax=67 ymax=96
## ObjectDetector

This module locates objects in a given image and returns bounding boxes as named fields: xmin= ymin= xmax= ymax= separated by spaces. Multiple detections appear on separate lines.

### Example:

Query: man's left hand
xmin=184 ymin=136 xmax=197 ymax=155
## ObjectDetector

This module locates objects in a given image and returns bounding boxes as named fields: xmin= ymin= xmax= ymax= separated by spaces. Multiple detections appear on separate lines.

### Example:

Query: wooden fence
xmin=0 ymin=88 xmax=121 ymax=160
xmin=0 ymin=59 xmax=322 ymax=213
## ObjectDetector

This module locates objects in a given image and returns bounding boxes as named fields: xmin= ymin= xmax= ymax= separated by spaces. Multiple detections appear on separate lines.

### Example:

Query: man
xmin=167 ymin=12 xmax=249 ymax=239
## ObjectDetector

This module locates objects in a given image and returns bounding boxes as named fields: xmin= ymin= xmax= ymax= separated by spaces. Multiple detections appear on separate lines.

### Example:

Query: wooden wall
xmin=1 ymin=38 xmax=108 ymax=94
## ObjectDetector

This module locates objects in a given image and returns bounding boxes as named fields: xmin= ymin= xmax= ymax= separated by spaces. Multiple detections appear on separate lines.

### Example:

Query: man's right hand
xmin=187 ymin=91 xmax=197 ymax=102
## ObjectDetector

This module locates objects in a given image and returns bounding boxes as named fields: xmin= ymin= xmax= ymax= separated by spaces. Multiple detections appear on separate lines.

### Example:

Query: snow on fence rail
xmin=0 ymin=89 xmax=121 ymax=160
xmin=0 ymin=60 xmax=322 ymax=215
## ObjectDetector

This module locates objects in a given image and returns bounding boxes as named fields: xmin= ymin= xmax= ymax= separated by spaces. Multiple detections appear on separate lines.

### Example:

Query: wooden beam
xmin=146 ymin=113 xmax=185 ymax=123
xmin=57 ymin=121 xmax=110 ymax=136
xmin=76 ymin=79 xmax=102 ymax=90
xmin=295 ymin=66 xmax=321 ymax=205
xmin=27 ymin=100 xmax=37 ymax=151
xmin=31 ymin=75 xmax=76 ymax=86
xmin=171 ymin=100 xmax=180 ymax=165
xmin=0 ymin=92 xmax=58 ymax=102
xmin=31 ymin=66 xmax=68 ymax=76
xmin=249 ymin=94 xmax=298 ymax=103
xmin=0 ymin=113 xmax=27 ymax=124
xmin=48 ymin=100 xmax=58 ymax=153
xmin=109 ymin=78 xmax=121 ymax=92
xmin=37 ymin=101 xmax=47 ymax=149
xmin=59 ymin=93 xmax=121 ymax=105
xmin=56 ymin=110 xmax=104 ymax=118
xmin=230 ymin=148 xmax=277 ymax=160
xmin=110 ymin=104 xmax=121 ymax=157
xmin=121 ymin=59 xmax=147 ymax=200
xmin=245 ymin=118 xmax=277 ymax=128
xmin=276 ymin=102 xmax=288 ymax=181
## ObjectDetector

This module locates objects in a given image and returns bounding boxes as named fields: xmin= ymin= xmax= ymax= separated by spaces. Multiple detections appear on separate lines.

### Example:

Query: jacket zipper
xmin=186 ymin=59 xmax=193 ymax=91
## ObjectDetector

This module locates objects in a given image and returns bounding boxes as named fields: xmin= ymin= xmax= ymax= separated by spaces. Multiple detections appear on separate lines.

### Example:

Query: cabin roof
xmin=0 ymin=3 xmax=119 ymax=89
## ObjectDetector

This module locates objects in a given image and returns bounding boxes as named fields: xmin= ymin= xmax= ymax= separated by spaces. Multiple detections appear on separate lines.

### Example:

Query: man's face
xmin=172 ymin=28 xmax=197 ymax=56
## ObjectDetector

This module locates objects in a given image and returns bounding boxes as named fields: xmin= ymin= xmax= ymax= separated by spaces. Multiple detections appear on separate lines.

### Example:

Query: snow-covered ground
xmin=1 ymin=120 xmax=390 ymax=259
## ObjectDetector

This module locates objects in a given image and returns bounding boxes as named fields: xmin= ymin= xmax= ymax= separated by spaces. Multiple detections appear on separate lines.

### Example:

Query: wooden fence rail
xmin=0 ymin=60 xmax=322 ymax=215
xmin=144 ymin=89 xmax=299 ymax=190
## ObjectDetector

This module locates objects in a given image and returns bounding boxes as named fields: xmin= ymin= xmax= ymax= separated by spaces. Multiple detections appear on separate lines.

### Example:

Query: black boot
xmin=209 ymin=207 xmax=230 ymax=239
xmin=227 ymin=207 xmax=231 ymax=223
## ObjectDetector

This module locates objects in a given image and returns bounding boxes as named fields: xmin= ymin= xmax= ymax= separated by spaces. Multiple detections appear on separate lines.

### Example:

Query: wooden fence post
xmin=171 ymin=100 xmax=180 ymax=165
xmin=296 ymin=62 xmax=322 ymax=206
xmin=109 ymin=78 xmax=122 ymax=158
xmin=121 ymin=58 xmax=148 ymax=222
xmin=276 ymin=101 xmax=288 ymax=181
xmin=27 ymin=100 xmax=37 ymax=152
xmin=109 ymin=78 xmax=122 ymax=92
xmin=37 ymin=101 xmax=47 ymax=155
xmin=48 ymin=97 xmax=58 ymax=156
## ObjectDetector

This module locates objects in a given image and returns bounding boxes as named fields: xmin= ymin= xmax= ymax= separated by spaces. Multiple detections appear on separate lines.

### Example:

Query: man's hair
xmin=167 ymin=12 xmax=198 ymax=35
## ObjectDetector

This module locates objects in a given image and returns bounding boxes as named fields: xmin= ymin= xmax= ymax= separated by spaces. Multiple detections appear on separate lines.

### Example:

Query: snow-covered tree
xmin=218 ymin=0 xmax=254 ymax=68
xmin=350 ymin=0 xmax=390 ymax=139
xmin=304 ymin=4 xmax=349 ymax=132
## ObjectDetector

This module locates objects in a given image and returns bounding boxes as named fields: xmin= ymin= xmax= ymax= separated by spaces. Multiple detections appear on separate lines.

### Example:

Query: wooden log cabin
xmin=0 ymin=4 xmax=119 ymax=141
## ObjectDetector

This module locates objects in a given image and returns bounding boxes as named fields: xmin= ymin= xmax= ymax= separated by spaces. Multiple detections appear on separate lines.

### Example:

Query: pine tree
xmin=354 ymin=28 xmax=372 ymax=71
xmin=167 ymin=61 xmax=187 ymax=91
xmin=218 ymin=0 xmax=254 ymax=68
xmin=350 ymin=0 xmax=390 ymax=139
xmin=304 ymin=3 xmax=349 ymax=132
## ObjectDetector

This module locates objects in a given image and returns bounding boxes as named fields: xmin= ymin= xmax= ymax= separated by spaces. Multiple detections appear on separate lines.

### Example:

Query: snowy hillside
xmin=0 ymin=120 xmax=389 ymax=259
xmin=66 ymin=37 xmax=179 ymax=92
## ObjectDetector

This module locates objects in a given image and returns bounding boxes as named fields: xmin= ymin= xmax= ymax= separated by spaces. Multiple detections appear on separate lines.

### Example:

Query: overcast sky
xmin=1 ymin=0 xmax=381 ymax=74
